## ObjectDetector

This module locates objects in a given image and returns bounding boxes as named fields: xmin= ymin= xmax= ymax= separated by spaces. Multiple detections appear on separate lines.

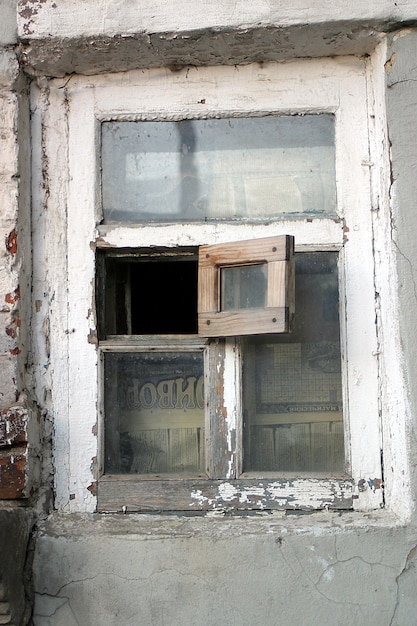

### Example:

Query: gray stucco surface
xmin=0 ymin=507 xmax=34 ymax=625
xmin=32 ymin=512 xmax=417 ymax=626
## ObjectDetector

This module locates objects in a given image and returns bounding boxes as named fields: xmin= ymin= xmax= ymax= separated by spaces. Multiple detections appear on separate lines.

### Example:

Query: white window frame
xmin=32 ymin=57 xmax=384 ymax=513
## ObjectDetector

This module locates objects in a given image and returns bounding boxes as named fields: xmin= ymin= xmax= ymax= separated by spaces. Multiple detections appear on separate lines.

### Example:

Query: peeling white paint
xmin=223 ymin=340 xmax=237 ymax=479
xmin=190 ymin=490 xmax=214 ymax=507
xmin=189 ymin=478 xmax=352 ymax=511
xmin=32 ymin=56 xmax=392 ymax=513
xmin=218 ymin=482 xmax=238 ymax=501
xmin=238 ymin=487 xmax=265 ymax=504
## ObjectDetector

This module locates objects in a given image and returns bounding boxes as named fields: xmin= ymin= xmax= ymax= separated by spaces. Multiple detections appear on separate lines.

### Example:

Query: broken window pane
xmin=104 ymin=351 xmax=205 ymax=475
xmin=97 ymin=251 xmax=199 ymax=337
xmin=242 ymin=252 xmax=344 ymax=473
xmin=102 ymin=115 xmax=336 ymax=222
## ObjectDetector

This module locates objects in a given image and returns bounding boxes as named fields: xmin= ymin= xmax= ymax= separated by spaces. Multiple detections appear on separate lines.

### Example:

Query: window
xmin=54 ymin=59 xmax=382 ymax=513
xmin=198 ymin=235 xmax=294 ymax=336
xmin=242 ymin=252 xmax=343 ymax=474
xmin=97 ymin=234 xmax=296 ymax=510
xmin=101 ymin=115 xmax=336 ymax=222
xmin=103 ymin=350 xmax=205 ymax=476
xmin=96 ymin=111 xmax=356 ymax=513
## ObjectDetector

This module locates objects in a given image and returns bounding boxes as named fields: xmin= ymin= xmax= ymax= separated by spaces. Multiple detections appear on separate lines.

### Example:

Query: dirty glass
xmin=101 ymin=115 xmax=335 ymax=222
xmin=242 ymin=252 xmax=344 ymax=473
xmin=104 ymin=352 xmax=205 ymax=475
xmin=221 ymin=264 xmax=267 ymax=311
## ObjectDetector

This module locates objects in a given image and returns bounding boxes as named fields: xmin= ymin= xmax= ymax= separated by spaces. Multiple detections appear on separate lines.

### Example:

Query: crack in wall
xmin=392 ymin=239 xmax=417 ymax=303
xmin=389 ymin=544 xmax=417 ymax=626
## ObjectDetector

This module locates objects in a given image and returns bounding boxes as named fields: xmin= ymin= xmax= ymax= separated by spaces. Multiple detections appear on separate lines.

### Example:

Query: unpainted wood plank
xmin=199 ymin=307 xmax=289 ymax=337
xmin=198 ymin=265 xmax=216 ymax=313
xmin=267 ymin=261 xmax=287 ymax=307
xmin=199 ymin=235 xmax=293 ymax=268
xmin=101 ymin=336 xmax=206 ymax=349
xmin=198 ymin=236 xmax=294 ymax=337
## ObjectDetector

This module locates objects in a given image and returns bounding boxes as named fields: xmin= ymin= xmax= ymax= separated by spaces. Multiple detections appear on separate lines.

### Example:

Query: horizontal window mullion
xmin=95 ymin=218 xmax=344 ymax=251
xmin=100 ymin=336 xmax=207 ymax=351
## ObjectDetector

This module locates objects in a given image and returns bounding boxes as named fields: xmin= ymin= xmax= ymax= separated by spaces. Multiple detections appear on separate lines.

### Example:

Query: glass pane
xmin=102 ymin=115 xmax=335 ymax=222
xmin=221 ymin=264 xmax=267 ymax=311
xmin=104 ymin=352 xmax=204 ymax=474
xmin=243 ymin=252 xmax=344 ymax=473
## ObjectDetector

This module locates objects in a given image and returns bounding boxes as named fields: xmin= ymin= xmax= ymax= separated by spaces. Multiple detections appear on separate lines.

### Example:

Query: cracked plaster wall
xmin=31 ymin=513 xmax=417 ymax=626
xmin=385 ymin=28 xmax=417 ymax=493
xmin=13 ymin=0 xmax=417 ymax=78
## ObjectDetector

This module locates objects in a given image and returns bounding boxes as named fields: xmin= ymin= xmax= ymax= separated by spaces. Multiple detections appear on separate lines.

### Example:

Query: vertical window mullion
xmin=205 ymin=339 xmax=240 ymax=479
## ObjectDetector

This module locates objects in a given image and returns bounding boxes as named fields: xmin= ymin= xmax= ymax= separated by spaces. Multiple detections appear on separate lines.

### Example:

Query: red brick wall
xmin=0 ymin=406 xmax=28 ymax=499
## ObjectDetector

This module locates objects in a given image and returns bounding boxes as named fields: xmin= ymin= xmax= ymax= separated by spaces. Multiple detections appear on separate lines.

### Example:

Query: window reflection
xmin=104 ymin=352 xmax=205 ymax=475
xmin=243 ymin=252 xmax=344 ymax=473
xmin=102 ymin=115 xmax=336 ymax=222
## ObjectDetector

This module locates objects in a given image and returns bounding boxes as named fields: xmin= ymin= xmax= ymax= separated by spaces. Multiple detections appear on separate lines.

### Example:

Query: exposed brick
xmin=0 ymin=315 xmax=19 ymax=355
xmin=0 ymin=259 xmax=20 ymax=307
xmin=4 ymin=313 xmax=20 ymax=340
xmin=0 ymin=451 xmax=26 ymax=499
xmin=5 ymin=230 xmax=16 ymax=256
xmin=4 ymin=286 xmax=19 ymax=305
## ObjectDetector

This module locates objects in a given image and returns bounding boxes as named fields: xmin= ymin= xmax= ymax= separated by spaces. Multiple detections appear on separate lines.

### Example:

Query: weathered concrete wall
xmin=32 ymin=512 xmax=417 ymax=626
xmin=0 ymin=1 xmax=37 ymax=504
xmin=0 ymin=507 xmax=34 ymax=625
xmin=0 ymin=48 xmax=27 ymax=498
xmin=15 ymin=0 xmax=417 ymax=77
xmin=0 ymin=0 xmax=47 ymax=513
xmin=385 ymin=28 xmax=417 ymax=499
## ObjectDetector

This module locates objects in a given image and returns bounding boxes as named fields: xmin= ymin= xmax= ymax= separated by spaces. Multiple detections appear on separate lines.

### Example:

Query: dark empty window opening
xmin=97 ymin=250 xmax=198 ymax=337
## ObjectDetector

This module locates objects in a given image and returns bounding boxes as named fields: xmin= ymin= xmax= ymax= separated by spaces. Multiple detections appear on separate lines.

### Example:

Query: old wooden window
xmin=42 ymin=59 xmax=383 ymax=513
xmin=198 ymin=236 xmax=294 ymax=336
xmin=242 ymin=252 xmax=343 ymax=474
xmin=98 ymin=248 xmax=350 ymax=512
xmin=96 ymin=112 xmax=356 ymax=513
xmin=97 ymin=235 xmax=295 ymax=502
xmin=101 ymin=115 xmax=336 ymax=223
